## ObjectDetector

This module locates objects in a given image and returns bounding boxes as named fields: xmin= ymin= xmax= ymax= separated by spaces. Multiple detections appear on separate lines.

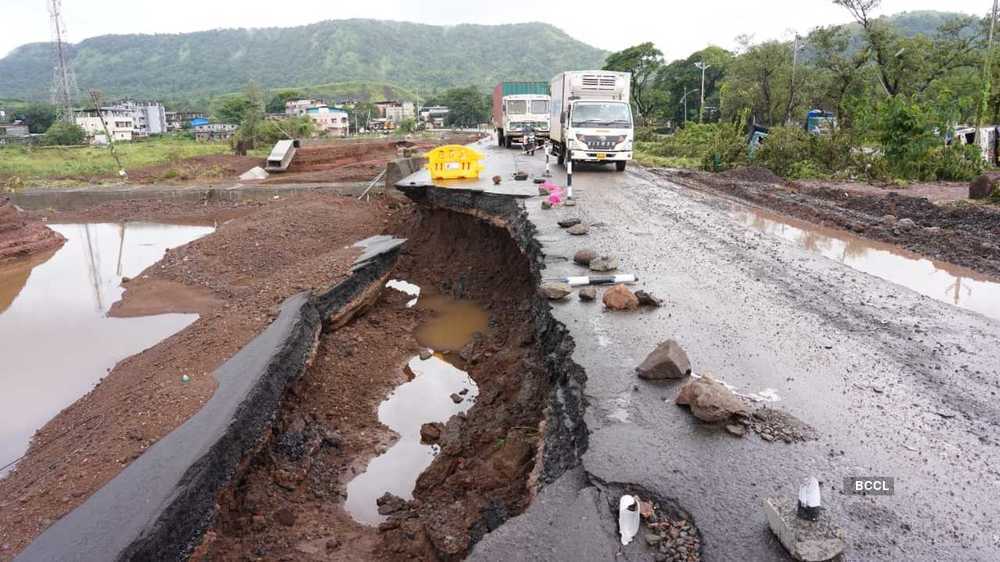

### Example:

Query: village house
xmin=75 ymin=108 xmax=134 ymax=144
xmin=305 ymin=105 xmax=349 ymax=136
xmin=113 ymin=100 xmax=167 ymax=137
xmin=192 ymin=122 xmax=238 ymax=141
xmin=165 ymin=111 xmax=207 ymax=131
xmin=374 ymin=100 xmax=416 ymax=124
xmin=0 ymin=121 xmax=31 ymax=145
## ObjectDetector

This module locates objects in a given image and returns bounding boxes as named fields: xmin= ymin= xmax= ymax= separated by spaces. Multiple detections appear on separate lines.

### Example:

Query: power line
xmin=48 ymin=0 xmax=78 ymax=123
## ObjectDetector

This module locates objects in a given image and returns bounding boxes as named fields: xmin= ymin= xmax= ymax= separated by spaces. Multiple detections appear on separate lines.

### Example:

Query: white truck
xmin=549 ymin=71 xmax=633 ymax=171
xmin=492 ymin=82 xmax=551 ymax=148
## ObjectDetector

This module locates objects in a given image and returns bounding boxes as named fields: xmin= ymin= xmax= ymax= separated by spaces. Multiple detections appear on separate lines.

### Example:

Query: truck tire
xmin=615 ymin=161 xmax=627 ymax=172
xmin=497 ymin=130 xmax=504 ymax=147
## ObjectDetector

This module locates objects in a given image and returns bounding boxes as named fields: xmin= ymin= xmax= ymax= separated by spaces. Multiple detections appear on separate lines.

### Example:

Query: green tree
xmin=396 ymin=117 xmax=418 ymax=134
xmin=232 ymin=82 xmax=267 ymax=150
xmin=18 ymin=102 xmax=57 ymax=134
xmin=653 ymin=46 xmax=733 ymax=125
xmin=437 ymin=87 xmax=490 ymax=127
xmin=43 ymin=121 xmax=86 ymax=145
xmin=603 ymin=42 xmax=664 ymax=123
xmin=266 ymin=89 xmax=306 ymax=114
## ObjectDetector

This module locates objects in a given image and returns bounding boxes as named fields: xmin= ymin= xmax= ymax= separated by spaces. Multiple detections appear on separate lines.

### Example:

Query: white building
xmin=75 ymin=108 xmax=134 ymax=144
xmin=419 ymin=105 xmax=450 ymax=129
xmin=376 ymin=101 xmax=416 ymax=124
xmin=306 ymin=105 xmax=349 ymax=136
xmin=111 ymin=100 xmax=167 ymax=137
xmin=285 ymin=99 xmax=324 ymax=117
xmin=192 ymin=123 xmax=238 ymax=141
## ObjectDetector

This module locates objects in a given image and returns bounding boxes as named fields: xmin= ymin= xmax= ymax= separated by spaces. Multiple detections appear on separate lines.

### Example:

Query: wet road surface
xmin=457 ymin=141 xmax=1000 ymax=561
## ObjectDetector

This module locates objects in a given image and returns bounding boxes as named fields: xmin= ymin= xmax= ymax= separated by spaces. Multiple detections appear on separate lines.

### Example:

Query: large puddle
xmin=0 ymin=222 xmax=213 ymax=476
xmin=344 ymin=293 xmax=488 ymax=525
xmin=731 ymin=207 xmax=1000 ymax=321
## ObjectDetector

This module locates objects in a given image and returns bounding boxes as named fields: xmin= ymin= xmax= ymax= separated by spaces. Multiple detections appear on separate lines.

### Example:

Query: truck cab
xmin=498 ymin=94 xmax=551 ymax=148
xmin=550 ymin=71 xmax=634 ymax=171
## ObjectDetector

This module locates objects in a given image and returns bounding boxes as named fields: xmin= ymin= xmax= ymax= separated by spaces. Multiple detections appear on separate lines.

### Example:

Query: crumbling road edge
xmin=15 ymin=241 xmax=404 ymax=562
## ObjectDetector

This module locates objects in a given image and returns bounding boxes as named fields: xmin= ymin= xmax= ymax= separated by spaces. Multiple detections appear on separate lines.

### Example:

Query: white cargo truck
xmin=549 ymin=71 xmax=633 ymax=171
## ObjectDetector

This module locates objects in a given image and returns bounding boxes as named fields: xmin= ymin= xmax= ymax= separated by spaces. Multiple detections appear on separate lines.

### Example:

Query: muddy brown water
xmin=732 ymin=207 xmax=1000 ymax=321
xmin=344 ymin=290 xmax=487 ymax=526
xmin=0 ymin=223 xmax=213 ymax=477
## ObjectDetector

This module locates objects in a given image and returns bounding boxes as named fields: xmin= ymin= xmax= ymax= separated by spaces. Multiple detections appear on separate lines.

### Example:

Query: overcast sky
xmin=1 ymin=0 xmax=989 ymax=60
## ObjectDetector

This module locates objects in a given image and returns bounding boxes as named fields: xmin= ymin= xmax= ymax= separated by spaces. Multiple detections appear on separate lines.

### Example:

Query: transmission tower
xmin=48 ymin=0 xmax=78 ymax=123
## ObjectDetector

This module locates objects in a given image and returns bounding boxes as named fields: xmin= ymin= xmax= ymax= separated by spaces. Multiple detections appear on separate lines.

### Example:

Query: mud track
xmin=200 ymin=198 xmax=587 ymax=560
xmin=659 ymin=167 xmax=1000 ymax=277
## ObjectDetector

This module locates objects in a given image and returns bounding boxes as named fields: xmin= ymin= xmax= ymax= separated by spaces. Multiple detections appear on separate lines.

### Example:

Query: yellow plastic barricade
xmin=425 ymin=145 xmax=485 ymax=180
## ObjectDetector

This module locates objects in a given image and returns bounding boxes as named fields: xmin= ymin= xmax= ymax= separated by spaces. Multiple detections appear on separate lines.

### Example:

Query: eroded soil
xmin=0 ymin=194 xmax=402 ymax=560
xmin=659 ymin=167 xmax=1000 ymax=277
xmin=200 ymin=208 xmax=551 ymax=561
xmin=0 ymin=197 xmax=64 ymax=263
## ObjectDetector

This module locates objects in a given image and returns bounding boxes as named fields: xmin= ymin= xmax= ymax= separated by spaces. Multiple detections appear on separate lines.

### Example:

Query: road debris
xmin=588 ymin=255 xmax=619 ymax=272
xmin=675 ymin=374 xmax=748 ymax=422
xmin=579 ymin=287 xmax=597 ymax=301
xmin=558 ymin=218 xmax=582 ymax=228
xmin=603 ymin=283 xmax=639 ymax=310
xmin=764 ymin=480 xmax=846 ymax=562
xmin=636 ymin=340 xmax=691 ymax=380
xmin=566 ymin=223 xmax=589 ymax=236
xmin=635 ymin=290 xmax=663 ymax=307
xmin=618 ymin=495 xmax=640 ymax=545
xmin=539 ymin=282 xmax=573 ymax=300
xmin=573 ymin=249 xmax=597 ymax=265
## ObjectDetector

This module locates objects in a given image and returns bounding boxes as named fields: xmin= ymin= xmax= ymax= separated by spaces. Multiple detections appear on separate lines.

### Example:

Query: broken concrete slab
xmin=675 ymin=374 xmax=748 ymax=422
xmin=763 ymin=496 xmax=846 ymax=562
xmin=636 ymin=340 xmax=691 ymax=380
xmin=239 ymin=166 xmax=269 ymax=181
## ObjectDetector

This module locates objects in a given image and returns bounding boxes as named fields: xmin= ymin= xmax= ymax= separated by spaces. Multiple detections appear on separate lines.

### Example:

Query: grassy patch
xmin=0 ymin=136 xmax=234 ymax=186
xmin=634 ymin=143 xmax=700 ymax=169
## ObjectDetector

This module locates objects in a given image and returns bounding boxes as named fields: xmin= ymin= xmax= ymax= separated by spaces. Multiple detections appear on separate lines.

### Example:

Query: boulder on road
xmin=603 ymin=284 xmax=639 ymax=311
xmin=539 ymin=282 xmax=573 ymax=300
xmin=635 ymin=290 xmax=663 ymax=307
xmin=589 ymin=255 xmax=619 ymax=272
xmin=567 ymin=223 xmax=589 ymax=236
xmin=574 ymin=249 xmax=597 ymax=265
xmin=675 ymin=374 xmax=748 ymax=422
xmin=636 ymin=340 xmax=691 ymax=380
xmin=558 ymin=218 xmax=582 ymax=228
xmin=579 ymin=286 xmax=597 ymax=301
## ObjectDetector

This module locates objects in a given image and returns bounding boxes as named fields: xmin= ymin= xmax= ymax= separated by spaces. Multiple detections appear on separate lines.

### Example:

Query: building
xmin=113 ymin=100 xmax=167 ymax=137
xmin=166 ymin=111 xmax=207 ymax=131
xmin=75 ymin=108 xmax=134 ymax=144
xmin=419 ymin=105 xmax=450 ymax=129
xmin=192 ymin=122 xmax=238 ymax=141
xmin=374 ymin=101 xmax=416 ymax=124
xmin=0 ymin=122 xmax=30 ymax=145
xmin=285 ymin=99 xmax=324 ymax=117
xmin=305 ymin=105 xmax=349 ymax=136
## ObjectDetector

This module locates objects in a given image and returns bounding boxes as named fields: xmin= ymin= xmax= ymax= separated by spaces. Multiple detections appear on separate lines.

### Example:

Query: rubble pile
xmin=0 ymin=198 xmax=64 ymax=262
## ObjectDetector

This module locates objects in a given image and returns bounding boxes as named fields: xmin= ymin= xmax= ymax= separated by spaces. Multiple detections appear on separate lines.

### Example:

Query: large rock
xmin=579 ymin=286 xmax=597 ymax=301
xmin=763 ymin=497 xmax=846 ymax=561
xmin=420 ymin=422 xmax=444 ymax=444
xmin=636 ymin=340 xmax=691 ymax=380
xmin=969 ymin=175 xmax=995 ymax=199
xmin=573 ymin=249 xmax=597 ymax=265
xmin=675 ymin=374 xmax=748 ymax=422
xmin=635 ymin=290 xmax=663 ymax=307
xmin=558 ymin=218 xmax=582 ymax=228
xmin=588 ymin=256 xmax=619 ymax=272
xmin=603 ymin=284 xmax=639 ymax=311
xmin=567 ymin=224 xmax=589 ymax=236
xmin=539 ymin=282 xmax=573 ymax=300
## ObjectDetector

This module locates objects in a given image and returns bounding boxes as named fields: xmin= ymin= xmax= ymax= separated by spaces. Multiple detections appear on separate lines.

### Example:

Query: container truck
xmin=549 ymin=71 xmax=633 ymax=171
xmin=492 ymin=82 xmax=551 ymax=148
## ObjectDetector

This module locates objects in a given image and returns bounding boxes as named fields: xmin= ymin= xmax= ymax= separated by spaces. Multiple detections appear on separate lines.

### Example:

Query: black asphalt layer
xmin=405 ymin=139 xmax=1000 ymax=561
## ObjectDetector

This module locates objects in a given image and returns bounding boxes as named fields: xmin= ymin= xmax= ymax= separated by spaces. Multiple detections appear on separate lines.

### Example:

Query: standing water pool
xmin=0 ymin=222 xmax=213 ymax=476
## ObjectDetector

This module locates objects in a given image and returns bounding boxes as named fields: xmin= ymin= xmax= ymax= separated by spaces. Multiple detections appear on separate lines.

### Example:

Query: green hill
xmin=0 ymin=19 xmax=607 ymax=102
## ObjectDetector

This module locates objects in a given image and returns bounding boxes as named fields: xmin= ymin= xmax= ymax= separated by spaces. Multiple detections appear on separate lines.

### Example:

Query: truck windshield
xmin=571 ymin=103 xmax=632 ymax=129
xmin=507 ymin=100 xmax=527 ymax=114
xmin=530 ymin=100 xmax=549 ymax=114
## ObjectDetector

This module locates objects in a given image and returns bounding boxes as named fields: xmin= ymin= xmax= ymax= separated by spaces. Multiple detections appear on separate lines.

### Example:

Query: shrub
xmin=43 ymin=121 xmax=86 ymax=146
xmin=701 ymin=122 xmax=748 ymax=172
xmin=754 ymin=126 xmax=812 ymax=177
xmin=920 ymin=143 xmax=983 ymax=182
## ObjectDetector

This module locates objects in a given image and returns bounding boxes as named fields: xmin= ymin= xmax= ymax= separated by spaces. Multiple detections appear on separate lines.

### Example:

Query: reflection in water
xmin=413 ymin=294 xmax=490 ymax=351
xmin=0 ymin=223 xmax=213 ymax=476
xmin=0 ymin=249 xmax=58 ymax=315
xmin=733 ymin=208 xmax=1000 ymax=320
xmin=345 ymin=355 xmax=478 ymax=525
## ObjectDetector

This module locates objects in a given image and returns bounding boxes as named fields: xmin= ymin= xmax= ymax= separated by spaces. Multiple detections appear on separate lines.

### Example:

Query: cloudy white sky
xmin=1 ymin=0 xmax=989 ymax=59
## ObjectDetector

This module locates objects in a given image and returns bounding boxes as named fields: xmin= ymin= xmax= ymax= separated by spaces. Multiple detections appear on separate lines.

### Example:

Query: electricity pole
xmin=695 ymin=62 xmax=711 ymax=123
xmin=680 ymin=89 xmax=698 ymax=127
xmin=976 ymin=0 xmax=999 ymax=148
